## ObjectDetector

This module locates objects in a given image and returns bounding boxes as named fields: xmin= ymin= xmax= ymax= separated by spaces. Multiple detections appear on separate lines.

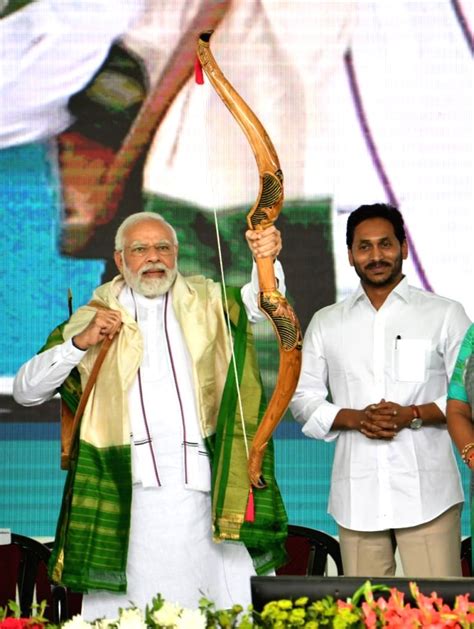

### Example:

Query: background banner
xmin=0 ymin=0 xmax=472 ymax=538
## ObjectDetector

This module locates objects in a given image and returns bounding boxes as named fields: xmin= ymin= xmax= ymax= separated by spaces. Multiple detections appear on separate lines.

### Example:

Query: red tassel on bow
xmin=244 ymin=486 xmax=255 ymax=522
xmin=195 ymin=56 xmax=204 ymax=85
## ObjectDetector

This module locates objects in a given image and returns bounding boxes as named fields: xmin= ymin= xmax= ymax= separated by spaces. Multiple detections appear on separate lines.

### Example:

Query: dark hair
xmin=346 ymin=203 xmax=406 ymax=248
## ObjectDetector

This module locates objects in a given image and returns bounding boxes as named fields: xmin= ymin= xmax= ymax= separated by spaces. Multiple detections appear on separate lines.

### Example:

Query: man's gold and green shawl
xmin=44 ymin=275 xmax=287 ymax=592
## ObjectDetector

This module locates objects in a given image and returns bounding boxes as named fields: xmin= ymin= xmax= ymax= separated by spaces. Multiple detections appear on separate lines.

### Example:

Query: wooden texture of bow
xmin=196 ymin=31 xmax=302 ymax=489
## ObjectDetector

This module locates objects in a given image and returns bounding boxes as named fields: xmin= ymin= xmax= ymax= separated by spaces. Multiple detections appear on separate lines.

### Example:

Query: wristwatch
xmin=409 ymin=404 xmax=422 ymax=430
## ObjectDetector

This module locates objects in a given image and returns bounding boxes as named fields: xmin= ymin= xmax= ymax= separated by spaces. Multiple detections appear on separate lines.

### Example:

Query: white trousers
xmin=82 ymin=483 xmax=255 ymax=620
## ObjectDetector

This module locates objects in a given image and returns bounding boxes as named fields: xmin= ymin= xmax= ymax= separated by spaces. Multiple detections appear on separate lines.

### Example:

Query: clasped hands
xmin=359 ymin=399 xmax=412 ymax=440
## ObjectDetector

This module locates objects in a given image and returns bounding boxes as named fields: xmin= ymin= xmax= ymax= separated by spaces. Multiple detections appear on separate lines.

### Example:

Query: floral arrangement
xmin=1 ymin=581 xmax=473 ymax=629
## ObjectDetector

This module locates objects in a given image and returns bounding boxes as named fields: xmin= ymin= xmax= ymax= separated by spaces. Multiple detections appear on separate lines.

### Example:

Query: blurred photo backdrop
xmin=0 ymin=0 xmax=472 ymax=539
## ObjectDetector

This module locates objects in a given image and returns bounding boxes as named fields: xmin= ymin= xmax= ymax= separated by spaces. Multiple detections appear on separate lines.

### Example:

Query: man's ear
xmin=114 ymin=251 xmax=124 ymax=273
xmin=401 ymin=239 xmax=409 ymax=260
xmin=348 ymin=248 xmax=354 ymax=267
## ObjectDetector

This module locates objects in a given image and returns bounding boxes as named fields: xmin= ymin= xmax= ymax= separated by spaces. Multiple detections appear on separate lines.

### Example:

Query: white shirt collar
xmin=348 ymin=275 xmax=410 ymax=309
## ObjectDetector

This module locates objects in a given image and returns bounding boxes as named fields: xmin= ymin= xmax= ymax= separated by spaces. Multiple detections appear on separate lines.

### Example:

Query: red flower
xmin=0 ymin=620 xmax=22 ymax=629
xmin=0 ymin=619 xmax=43 ymax=629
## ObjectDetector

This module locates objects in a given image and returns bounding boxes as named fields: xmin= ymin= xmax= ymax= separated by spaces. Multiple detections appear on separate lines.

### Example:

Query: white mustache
xmin=139 ymin=263 xmax=168 ymax=276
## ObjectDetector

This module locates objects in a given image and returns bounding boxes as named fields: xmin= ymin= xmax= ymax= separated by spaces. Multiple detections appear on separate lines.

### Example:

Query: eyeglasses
xmin=124 ymin=243 xmax=176 ymax=258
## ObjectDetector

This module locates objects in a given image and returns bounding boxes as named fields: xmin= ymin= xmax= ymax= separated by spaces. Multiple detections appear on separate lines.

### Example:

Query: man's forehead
xmin=353 ymin=217 xmax=396 ymax=241
xmin=124 ymin=219 xmax=174 ymax=243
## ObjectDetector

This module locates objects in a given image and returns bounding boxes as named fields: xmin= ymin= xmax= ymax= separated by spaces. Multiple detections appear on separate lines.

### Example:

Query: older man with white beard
xmin=114 ymin=212 xmax=180 ymax=299
xmin=13 ymin=211 xmax=287 ymax=618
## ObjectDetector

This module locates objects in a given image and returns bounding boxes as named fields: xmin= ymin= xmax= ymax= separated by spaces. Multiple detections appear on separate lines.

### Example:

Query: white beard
xmin=122 ymin=261 xmax=178 ymax=298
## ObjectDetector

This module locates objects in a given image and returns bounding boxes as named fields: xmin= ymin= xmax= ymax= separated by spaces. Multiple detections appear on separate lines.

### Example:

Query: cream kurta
xmin=82 ymin=286 xmax=255 ymax=617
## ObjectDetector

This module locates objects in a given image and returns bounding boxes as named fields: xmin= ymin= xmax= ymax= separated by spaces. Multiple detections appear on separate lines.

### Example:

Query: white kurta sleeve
xmin=240 ymin=260 xmax=286 ymax=323
xmin=13 ymin=340 xmax=86 ymax=407
xmin=290 ymin=313 xmax=340 ymax=441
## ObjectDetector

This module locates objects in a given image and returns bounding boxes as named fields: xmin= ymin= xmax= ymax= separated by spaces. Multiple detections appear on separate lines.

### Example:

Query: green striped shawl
xmin=209 ymin=287 xmax=287 ymax=575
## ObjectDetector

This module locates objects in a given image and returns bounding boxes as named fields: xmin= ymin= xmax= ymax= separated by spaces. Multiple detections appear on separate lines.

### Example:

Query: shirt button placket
xmin=373 ymin=310 xmax=391 ymax=527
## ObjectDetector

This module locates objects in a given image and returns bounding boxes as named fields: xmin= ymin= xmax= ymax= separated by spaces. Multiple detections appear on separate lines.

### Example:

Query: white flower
xmin=62 ymin=615 xmax=94 ymax=629
xmin=175 ymin=608 xmax=207 ymax=629
xmin=151 ymin=601 xmax=182 ymax=627
xmin=93 ymin=619 xmax=117 ymax=629
xmin=117 ymin=607 xmax=147 ymax=629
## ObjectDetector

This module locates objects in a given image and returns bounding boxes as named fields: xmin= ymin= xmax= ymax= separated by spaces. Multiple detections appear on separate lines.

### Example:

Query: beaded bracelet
xmin=461 ymin=442 xmax=474 ymax=464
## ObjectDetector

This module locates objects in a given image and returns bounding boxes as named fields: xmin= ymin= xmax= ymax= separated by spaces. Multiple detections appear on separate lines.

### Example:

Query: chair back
xmin=461 ymin=536 xmax=472 ymax=577
xmin=276 ymin=524 xmax=344 ymax=576
xmin=43 ymin=540 xmax=83 ymax=620
xmin=0 ymin=533 xmax=55 ymax=620
xmin=0 ymin=533 xmax=83 ymax=623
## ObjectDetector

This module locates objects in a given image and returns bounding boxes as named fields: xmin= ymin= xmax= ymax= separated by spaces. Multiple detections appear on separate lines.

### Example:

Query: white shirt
xmin=290 ymin=277 xmax=471 ymax=531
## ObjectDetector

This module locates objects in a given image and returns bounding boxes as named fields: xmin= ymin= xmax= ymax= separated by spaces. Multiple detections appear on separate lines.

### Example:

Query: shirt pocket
xmin=394 ymin=338 xmax=431 ymax=383
xmin=184 ymin=443 xmax=211 ymax=492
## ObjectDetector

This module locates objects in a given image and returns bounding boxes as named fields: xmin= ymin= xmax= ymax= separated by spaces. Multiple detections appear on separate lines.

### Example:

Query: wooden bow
xmin=196 ymin=31 xmax=302 ymax=489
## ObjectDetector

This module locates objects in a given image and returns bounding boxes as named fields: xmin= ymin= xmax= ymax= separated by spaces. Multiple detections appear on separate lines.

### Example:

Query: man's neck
xmin=362 ymin=275 xmax=404 ymax=310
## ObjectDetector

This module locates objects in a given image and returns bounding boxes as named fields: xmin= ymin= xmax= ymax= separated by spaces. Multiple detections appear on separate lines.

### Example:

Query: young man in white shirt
xmin=291 ymin=203 xmax=471 ymax=577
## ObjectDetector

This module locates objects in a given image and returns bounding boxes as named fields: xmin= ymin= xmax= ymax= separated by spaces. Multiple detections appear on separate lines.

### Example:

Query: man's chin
xmin=121 ymin=263 xmax=178 ymax=298
xmin=137 ymin=277 xmax=175 ymax=298
xmin=362 ymin=273 xmax=399 ymax=288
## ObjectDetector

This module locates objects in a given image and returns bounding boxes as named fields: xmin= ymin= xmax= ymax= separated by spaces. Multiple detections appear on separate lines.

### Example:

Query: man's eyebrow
xmin=129 ymin=239 xmax=173 ymax=246
xmin=127 ymin=240 xmax=147 ymax=248
xmin=357 ymin=236 xmax=392 ymax=244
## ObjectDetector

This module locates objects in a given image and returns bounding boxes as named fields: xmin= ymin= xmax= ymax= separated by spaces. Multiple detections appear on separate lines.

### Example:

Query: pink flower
xmin=386 ymin=588 xmax=405 ymax=611
xmin=361 ymin=601 xmax=378 ymax=629
xmin=454 ymin=593 xmax=473 ymax=615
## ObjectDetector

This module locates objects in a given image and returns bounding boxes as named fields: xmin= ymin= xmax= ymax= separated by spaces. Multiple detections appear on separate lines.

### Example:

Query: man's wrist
xmin=331 ymin=408 xmax=361 ymax=431
xmin=345 ymin=409 xmax=365 ymax=431
xmin=71 ymin=336 xmax=87 ymax=351
xmin=408 ymin=404 xmax=423 ymax=430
